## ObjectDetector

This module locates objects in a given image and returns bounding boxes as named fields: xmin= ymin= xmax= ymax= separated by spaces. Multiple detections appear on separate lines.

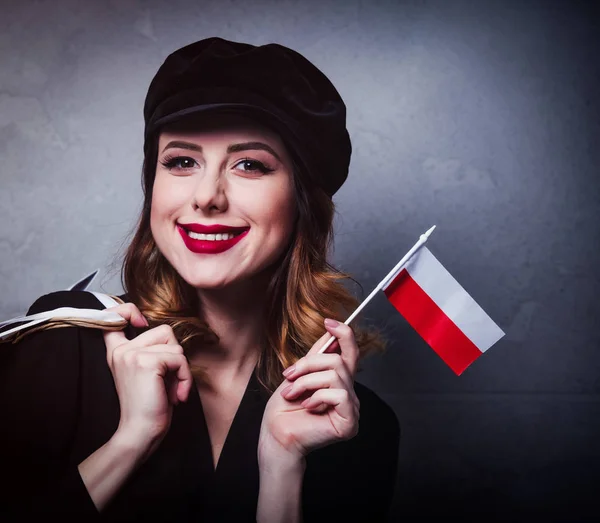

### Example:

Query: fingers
xmin=291 ymin=319 xmax=359 ymax=381
xmin=304 ymin=320 xmax=359 ymax=377
xmin=103 ymin=302 xmax=149 ymax=359
xmin=282 ymin=354 xmax=354 ymax=398
xmin=281 ymin=347 xmax=361 ymax=430
xmin=112 ymin=343 xmax=184 ymax=366
xmin=106 ymin=302 xmax=149 ymax=328
xmin=279 ymin=320 xmax=361 ymax=438
xmin=152 ymin=352 xmax=193 ymax=403
xmin=105 ymin=317 xmax=192 ymax=406
xmin=106 ymin=323 xmax=180 ymax=367
xmin=113 ymin=346 xmax=193 ymax=403
xmin=124 ymin=323 xmax=180 ymax=348
xmin=322 ymin=319 xmax=359 ymax=376
xmin=281 ymin=369 xmax=360 ymax=412
xmin=301 ymin=389 xmax=359 ymax=436
xmin=306 ymin=330 xmax=335 ymax=356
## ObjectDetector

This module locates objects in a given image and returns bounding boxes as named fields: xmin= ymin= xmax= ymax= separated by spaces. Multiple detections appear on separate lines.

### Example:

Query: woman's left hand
xmin=258 ymin=318 xmax=360 ymax=466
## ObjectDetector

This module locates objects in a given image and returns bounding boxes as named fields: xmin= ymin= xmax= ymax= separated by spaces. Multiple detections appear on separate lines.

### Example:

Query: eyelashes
xmin=234 ymin=158 xmax=276 ymax=175
xmin=159 ymin=154 xmax=275 ymax=175
xmin=160 ymin=155 xmax=196 ymax=171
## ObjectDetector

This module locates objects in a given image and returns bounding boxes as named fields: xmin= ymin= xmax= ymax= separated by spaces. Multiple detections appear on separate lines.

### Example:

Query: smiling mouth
xmin=177 ymin=224 xmax=250 ymax=254
xmin=183 ymin=230 xmax=244 ymax=241
xmin=178 ymin=222 xmax=250 ymax=242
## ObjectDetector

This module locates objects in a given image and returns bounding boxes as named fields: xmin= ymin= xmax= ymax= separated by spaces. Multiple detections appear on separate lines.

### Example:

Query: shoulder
xmin=26 ymin=289 xmax=115 ymax=314
xmin=0 ymin=291 xmax=111 ymax=447
xmin=305 ymin=379 xmax=400 ymax=482
xmin=354 ymin=380 xmax=400 ymax=439
xmin=0 ymin=291 xmax=121 ymax=508
xmin=1 ymin=290 xmax=110 ymax=387
xmin=351 ymin=380 xmax=401 ymax=471
xmin=302 ymin=380 xmax=400 ymax=521
xmin=307 ymin=379 xmax=400 ymax=464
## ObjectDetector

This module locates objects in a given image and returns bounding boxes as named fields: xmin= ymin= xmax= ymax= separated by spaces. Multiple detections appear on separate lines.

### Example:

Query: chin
xmin=178 ymin=269 xmax=234 ymax=290
xmin=182 ymin=263 xmax=275 ymax=294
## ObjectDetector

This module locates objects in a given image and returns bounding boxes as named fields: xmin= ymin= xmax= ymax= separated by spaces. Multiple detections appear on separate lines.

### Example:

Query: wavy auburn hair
xmin=121 ymin=126 xmax=385 ymax=393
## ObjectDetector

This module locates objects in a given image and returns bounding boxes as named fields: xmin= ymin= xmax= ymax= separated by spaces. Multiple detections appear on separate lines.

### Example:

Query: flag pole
xmin=317 ymin=225 xmax=436 ymax=354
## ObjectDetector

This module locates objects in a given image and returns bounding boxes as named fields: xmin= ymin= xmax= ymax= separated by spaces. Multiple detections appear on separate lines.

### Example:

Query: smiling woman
xmin=0 ymin=37 xmax=400 ymax=523
xmin=150 ymin=114 xmax=297 ymax=288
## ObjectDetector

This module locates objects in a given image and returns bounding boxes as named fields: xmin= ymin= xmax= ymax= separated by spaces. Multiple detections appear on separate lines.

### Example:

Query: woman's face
xmin=150 ymin=114 xmax=297 ymax=291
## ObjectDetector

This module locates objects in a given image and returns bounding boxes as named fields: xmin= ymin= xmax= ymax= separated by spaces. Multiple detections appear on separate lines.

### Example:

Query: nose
xmin=191 ymin=166 xmax=228 ymax=214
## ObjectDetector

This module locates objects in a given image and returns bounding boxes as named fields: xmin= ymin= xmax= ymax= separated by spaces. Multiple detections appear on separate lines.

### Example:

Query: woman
xmin=0 ymin=37 xmax=399 ymax=522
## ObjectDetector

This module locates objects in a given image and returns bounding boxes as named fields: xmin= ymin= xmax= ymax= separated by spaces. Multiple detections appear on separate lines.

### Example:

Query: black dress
xmin=0 ymin=291 xmax=400 ymax=522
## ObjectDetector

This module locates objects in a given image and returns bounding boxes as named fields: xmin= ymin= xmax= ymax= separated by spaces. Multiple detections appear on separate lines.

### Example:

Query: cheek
xmin=150 ymin=176 xmax=185 ymax=222
xmin=260 ymin=186 xmax=297 ymax=238
xmin=150 ymin=179 xmax=179 ymax=241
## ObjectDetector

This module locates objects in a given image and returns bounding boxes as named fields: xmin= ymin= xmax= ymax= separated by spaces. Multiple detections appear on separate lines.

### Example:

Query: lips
xmin=180 ymin=223 xmax=249 ymax=234
xmin=177 ymin=223 xmax=249 ymax=254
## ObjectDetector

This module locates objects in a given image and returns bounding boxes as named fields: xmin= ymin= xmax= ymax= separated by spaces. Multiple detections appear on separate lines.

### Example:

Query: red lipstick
xmin=177 ymin=223 xmax=249 ymax=254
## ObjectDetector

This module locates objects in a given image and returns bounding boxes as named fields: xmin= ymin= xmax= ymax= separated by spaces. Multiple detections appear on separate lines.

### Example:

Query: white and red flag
xmin=319 ymin=226 xmax=505 ymax=374
xmin=383 ymin=245 xmax=505 ymax=375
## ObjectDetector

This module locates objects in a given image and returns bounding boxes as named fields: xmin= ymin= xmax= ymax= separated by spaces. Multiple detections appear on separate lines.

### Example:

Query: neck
xmin=189 ymin=271 xmax=271 ymax=385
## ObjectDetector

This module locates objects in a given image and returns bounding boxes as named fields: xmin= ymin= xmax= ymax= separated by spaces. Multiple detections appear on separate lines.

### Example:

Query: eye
xmin=160 ymin=155 xmax=198 ymax=171
xmin=233 ymin=158 xmax=275 ymax=175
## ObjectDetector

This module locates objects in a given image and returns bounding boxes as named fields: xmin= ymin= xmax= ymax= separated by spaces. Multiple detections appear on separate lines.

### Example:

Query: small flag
xmin=383 ymin=246 xmax=505 ymax=375
xmin=317 ymin=226 xmax=505 ymax=374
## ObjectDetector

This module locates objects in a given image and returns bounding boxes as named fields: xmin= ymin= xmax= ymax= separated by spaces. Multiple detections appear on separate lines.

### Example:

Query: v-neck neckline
xmin=192 ymin=363 xmax=263 ymax=476
xmin=158 ymin=362 xmax=272 ymax=519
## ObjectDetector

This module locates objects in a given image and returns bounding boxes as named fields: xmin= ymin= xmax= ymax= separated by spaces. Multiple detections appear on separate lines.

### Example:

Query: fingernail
xmin=282 ymin=365 xmax=295 ymax=377
xmin=280 ymin=384 xmax=293 ymax=397
xmin=143 ymin=317 xmax=149 ymax=327
xmin=324 ymin=318 xmax=340 ymax=328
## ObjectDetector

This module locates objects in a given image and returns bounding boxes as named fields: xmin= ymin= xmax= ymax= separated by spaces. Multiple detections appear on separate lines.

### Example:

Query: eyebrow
xmin=161 ymin=140 xmax=282 ymax=162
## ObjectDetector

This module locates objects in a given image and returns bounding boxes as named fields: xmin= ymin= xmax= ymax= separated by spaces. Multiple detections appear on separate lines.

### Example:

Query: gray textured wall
xmin=1 ymin=0 xmax=599 ymax=520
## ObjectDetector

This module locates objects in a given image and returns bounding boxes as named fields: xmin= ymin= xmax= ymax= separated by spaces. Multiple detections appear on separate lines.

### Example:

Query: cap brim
xmin=146 ymin=102 xmax=314 ymax=179
xmin=146 ymin=103 xmax=300 ymax=144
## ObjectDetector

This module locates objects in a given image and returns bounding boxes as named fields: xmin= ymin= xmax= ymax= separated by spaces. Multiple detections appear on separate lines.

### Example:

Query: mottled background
xmin=1 ymin=0 xmax=599 ymax=520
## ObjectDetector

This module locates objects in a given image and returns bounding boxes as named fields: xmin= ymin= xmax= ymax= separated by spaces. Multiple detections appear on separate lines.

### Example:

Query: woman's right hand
xmin=102 ymin=303 xmax=193 ymax=455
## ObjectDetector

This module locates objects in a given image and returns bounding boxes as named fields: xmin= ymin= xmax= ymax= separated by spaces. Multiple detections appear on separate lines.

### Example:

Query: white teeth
xmin=187 ymin=231 xmax=236 ymax=241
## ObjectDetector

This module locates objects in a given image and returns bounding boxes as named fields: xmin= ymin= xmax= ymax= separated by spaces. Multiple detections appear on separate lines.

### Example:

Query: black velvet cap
xmin=143 ymin=37 xmax=351 ymax=197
